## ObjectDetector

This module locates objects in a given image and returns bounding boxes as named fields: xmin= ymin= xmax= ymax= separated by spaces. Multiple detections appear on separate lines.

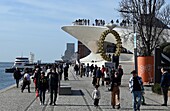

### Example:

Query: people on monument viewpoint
xmin=160 ymin=67 xmax=170 ymax=106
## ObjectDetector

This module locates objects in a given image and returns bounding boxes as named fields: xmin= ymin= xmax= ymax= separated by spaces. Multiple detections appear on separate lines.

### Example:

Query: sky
xmin=0 ymin=0 xmax=169 ymax=62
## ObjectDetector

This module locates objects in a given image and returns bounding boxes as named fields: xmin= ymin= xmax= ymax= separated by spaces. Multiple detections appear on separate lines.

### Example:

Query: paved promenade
xmin=0 ymin=61 xmax=170 ymax=111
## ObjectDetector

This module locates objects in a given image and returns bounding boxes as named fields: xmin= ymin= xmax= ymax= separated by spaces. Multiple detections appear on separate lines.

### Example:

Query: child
xmin=92 ymin=85 xmax=101 ymax=107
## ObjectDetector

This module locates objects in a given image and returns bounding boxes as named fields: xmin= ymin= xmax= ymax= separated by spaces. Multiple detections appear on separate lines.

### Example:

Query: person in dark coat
xmin=96 ymin=67 xmax=102 ymax=86
xmin=38 ymin=71 xmax=48 ymax=105
xmin=117 ymin=65 xmax=124 ymax=85
xmin=160 ymin=67 xmax=170 ymax=106
xmin=13 ymin=67 xmax=22 ymax=88
xmin=49 ymin=68 xmax=59 ymax=105
xmin=64 ymin=63 xmax=69 ymax=80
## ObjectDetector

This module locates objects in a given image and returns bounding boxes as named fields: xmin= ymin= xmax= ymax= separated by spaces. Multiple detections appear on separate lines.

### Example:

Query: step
xmin=59 ymin=83 xmax=72 ymax=95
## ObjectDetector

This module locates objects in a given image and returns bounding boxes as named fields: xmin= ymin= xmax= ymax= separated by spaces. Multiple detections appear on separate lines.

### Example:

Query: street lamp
xmin=119 ymin=10 xmax=138 ymax=72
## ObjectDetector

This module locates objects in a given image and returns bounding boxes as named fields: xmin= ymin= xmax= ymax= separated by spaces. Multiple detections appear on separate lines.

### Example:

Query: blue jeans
xmin=132 ymin=91 xmax=142 ymax=111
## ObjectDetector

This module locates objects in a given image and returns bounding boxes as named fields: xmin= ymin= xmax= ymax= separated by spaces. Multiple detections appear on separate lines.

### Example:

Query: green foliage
xmin=152 ymin=83 xmax=162 ymax=95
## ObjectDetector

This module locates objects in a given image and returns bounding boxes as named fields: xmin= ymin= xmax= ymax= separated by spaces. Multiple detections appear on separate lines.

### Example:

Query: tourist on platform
xmin=117 ymin=65 xmax=124 ymax=85
xmin=129 ymin=70 xmax=144 ymax=111
xmin=21 ymin=70 xmax=31 ymax=93
xmin=111 ymin=72 xmax=121 ymax=109
xmin=104 ymin=68 xmax=110 ymax=86
xmin=85 ymin=63 xmax=90 ymax=77
xmin=74 ymin=64 xmax=79 ymax=75
xmin=92 ymin=85 xmax=101 ymax=107
xmin=90 ymin=64 xmax=94 ymax=77
xmin=33 ymin=68 xmax=41 ymax=91
xmin=80 ymin=64 xmax=84 ymax=78
xmin=101 ymin=65 xmax=105 ymax=86
xmin=58 ymin=64 xmax=63 ymax=80
xmin=13 ymin=67 xmax=22 ymax=88
xmin=160 ymin=67 xmax=170 ymax=106
xmin=92 ymin=65 xmax=98 ymax=86
xmin=38 ymin=71 xmax=48 ymax=105
xmin=108 ymin=67 xmax=116 ymax=91
xmin=96 ymin=67 xmax=102 ymax=86
xmin=49 ymin=68 xmax=59 ymax=105
xmin=63 ymin=63 xmax=69 ymax=80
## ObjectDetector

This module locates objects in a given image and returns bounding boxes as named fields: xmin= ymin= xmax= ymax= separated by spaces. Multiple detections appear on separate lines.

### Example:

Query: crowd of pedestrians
xmin=13 ymin=62 xmax=170 ymax=110
xmin=73 ymin=63 xmax=170 ymax=111
xmin=13 ymin=62 xmax=69 ymax=106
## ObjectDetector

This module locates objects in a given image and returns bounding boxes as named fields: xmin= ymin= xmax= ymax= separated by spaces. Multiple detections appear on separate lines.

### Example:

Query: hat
xmin=131 ymin=70 xmax=137 ymax=74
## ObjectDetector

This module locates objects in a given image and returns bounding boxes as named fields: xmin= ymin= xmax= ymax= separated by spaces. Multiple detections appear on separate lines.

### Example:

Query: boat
xmin=5 ymin=53 xmax=35 ymax=73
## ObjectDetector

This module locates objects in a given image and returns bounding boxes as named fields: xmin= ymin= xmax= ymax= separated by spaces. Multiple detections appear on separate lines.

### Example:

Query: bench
xmin=59 ymin=83 xmax=72 ymax=95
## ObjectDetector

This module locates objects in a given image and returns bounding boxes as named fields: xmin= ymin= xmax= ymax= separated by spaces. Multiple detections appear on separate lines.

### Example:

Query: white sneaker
xmin=40 ymin=102 xmax=42 ymax=105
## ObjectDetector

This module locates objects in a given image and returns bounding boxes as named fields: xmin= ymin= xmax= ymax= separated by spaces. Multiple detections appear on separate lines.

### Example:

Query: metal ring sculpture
xmin=98 ymin=29 xmax=122 ymax=61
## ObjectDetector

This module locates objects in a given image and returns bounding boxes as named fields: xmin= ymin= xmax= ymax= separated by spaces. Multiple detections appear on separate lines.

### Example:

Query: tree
xmin=119 ymin=0 xmax=170 ymax=56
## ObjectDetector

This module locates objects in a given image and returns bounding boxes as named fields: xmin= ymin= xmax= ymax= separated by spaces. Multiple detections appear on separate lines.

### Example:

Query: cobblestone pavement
xmin=0 ymin=61 xmax=169 ymax=111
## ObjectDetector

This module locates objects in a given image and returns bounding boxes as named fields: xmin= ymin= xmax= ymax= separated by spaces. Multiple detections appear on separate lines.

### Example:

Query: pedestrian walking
xmin=92 ymin=85 xmax=101 ymax=107
xmin=160 ymin=67 xmax=170 ymax=106
xmin=117 ymin=65 xmax=124 ymax=85
xmin=21 ymin=70 xmax=31 ymax=93
xmin=104 ymin=68 xmax=110 ymax=86
xmin=49 ymin=68 xmax=59 ymax=105
xmin=101 ymin=65 xmax=105 ymax=86
xmin=111 ymin=72 xmax=121 ymax=109
xmin=74 ymin=64 xmax=79 ymax=75
xmin=13 ymin=67 xmax=22 ymax=88
xmin=63 ymin=63 xmax=69 ymax=80
xmin=85 ymin=63 xmax=90 ymax=77
xmin=129 ymin=70 xmax=144 ymax=111
xmin=38 ymin=71 xmax=48 ymax=105
xmin=96 ymin=67 xmax=102 ymax=86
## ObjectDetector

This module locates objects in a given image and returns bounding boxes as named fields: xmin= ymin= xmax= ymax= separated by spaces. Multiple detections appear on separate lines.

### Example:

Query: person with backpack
xmin=160 ymin=67 xmax=170 ymax=106
xmin=129 ymin=70 xmax=144 ymax=111
xmin=92 ymin=85 xmax=101 ymax=107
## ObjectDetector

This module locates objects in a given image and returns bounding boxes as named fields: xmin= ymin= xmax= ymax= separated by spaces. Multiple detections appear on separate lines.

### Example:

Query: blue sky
xmin=0 ymin=0 xmax=169 ymax=62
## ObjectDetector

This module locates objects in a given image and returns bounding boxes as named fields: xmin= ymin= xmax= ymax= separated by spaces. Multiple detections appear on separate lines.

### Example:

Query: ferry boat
xmin=5 ymin=53 xmax=35 ymax=73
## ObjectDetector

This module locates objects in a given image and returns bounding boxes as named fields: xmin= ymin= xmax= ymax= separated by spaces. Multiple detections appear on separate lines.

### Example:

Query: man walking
xmin=160 ymin=67 xmax=170 ymax=106
xmin=49 ymin=68 xmax=59 ymax=105
xmin=129 ymin=70 xmax=144 ymax=111
xmin=13 ymin=67 xmax=22 ymax=88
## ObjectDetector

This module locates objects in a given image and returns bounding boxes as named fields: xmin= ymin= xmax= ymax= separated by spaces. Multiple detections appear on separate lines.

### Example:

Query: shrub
xmin=152 ymin=83 xmax=162 ymax=95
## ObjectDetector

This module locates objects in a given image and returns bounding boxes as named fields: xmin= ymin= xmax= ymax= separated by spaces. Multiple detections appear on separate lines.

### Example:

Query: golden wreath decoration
xmin=98 ymin=29 xmax=122 ymax=61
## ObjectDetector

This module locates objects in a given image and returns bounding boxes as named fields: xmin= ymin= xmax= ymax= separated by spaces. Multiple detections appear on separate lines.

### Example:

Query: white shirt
xmin=24 ymin=73 xmax=30 ymax=81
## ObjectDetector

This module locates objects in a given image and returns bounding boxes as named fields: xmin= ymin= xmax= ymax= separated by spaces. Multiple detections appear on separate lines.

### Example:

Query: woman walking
xmin=38 ymin=71 xmax=48 ymax=105
xmin=111 ymin=72 xmax=121 ymax=109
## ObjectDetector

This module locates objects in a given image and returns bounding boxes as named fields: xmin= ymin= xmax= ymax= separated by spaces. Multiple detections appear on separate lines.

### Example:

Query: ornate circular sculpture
xmin=98 ymin=29 xmax=122 ymax=61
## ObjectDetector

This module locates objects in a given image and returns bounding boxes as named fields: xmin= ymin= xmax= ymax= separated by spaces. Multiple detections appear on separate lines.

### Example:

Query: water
xmin=0 ymin=62 xmax=15 ymax=90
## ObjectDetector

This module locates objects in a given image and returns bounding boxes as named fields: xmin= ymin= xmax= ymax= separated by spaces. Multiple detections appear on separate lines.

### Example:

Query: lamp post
xmin=119 ymin=10 xmax=138 ymax=72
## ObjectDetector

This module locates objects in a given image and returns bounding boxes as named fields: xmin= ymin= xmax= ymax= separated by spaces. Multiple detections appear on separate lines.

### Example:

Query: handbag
xmin=36 ymin=89 xmax=39 ymax=98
